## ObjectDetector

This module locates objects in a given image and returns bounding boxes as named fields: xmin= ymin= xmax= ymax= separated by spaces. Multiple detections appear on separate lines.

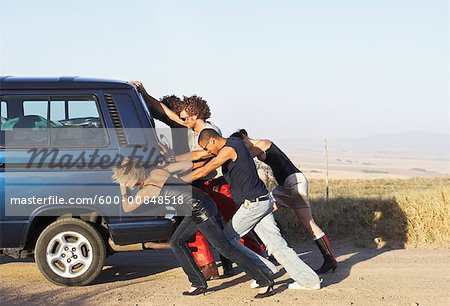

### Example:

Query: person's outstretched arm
xmin=249 ymin=145 xmax=265 ymax=159
xmin=131 ymin=80 xmax=186 ymax=126
xmin=180 ymin=146 xmax=236 ymax=182
xmin=175 ymin=150 xmax=213 ymax=162
xmin=162 ymin=160 xmax=193 ymax=173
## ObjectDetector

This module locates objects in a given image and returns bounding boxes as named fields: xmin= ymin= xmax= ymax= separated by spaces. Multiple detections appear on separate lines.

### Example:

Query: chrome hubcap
xmin=46 ymin=231 xmax=93 ymax=278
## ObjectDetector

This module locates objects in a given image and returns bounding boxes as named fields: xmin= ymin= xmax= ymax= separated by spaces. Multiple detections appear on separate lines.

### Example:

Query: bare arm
xmin=159 ymin=102 xmax=186 ymax=126
xmin=180 ymin=146 xmax=236 ymax=182
xmin=161 ymin=160 xmax=192 ymax=173
xmin=251 ymin=139 xmax=272 ymax=161
xmin=249 ymin=145 xmax=265 ymax=159
xmin=193 ymin=159 xmax=208 ymax=169
xmin=175 ymin=150 xmax=213 ymax=162
xmin=131 ymin=80 xmax=186 ymax=126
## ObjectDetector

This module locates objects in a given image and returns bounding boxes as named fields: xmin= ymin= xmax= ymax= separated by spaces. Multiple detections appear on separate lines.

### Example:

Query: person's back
xmin=263 ymin=142 xmax=300 ymax=185
xmin=233 ymin=129 xmax=338 ymax=275
xmin=221 ymin=137 xmax=268 ymax=205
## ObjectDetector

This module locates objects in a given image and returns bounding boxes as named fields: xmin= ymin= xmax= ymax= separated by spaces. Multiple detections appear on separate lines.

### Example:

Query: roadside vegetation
xmin=258 ymin=163 xmax=449 ymax=247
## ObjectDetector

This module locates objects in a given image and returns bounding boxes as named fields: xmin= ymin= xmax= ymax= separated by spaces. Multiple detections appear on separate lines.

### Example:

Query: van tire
xmin=35 ymin=218 xmax=106 ymax=286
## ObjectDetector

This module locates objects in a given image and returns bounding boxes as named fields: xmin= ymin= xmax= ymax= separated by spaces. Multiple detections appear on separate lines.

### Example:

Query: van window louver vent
xmin=104 ymin=93 xmax=128 ymax=146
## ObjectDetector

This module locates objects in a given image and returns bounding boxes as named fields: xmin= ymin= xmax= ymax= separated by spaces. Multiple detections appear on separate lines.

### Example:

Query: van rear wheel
xmin=35 ymin=218 xmax=106 ymax=286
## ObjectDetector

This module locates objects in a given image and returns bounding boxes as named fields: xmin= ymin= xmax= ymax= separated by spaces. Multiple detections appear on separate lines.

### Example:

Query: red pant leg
xmin=240 ymin=232 xmax=265 ymax=255
xmin=188 ymin=232 xmax=215 ymax=267
xmin=197 ymin=179 xmax=266 ymax=256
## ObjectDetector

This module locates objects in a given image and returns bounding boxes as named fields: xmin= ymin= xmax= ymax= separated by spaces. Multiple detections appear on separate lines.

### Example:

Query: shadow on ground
xmin=274 ymin=196 xmax=408 ymax=288
xmin=1 ymin=196 xmax=408 ymax=303
xmin=92 ymin=249 xmax=179 ymax=285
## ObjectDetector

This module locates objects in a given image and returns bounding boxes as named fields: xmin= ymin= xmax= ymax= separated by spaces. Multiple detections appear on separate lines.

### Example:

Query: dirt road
xmin=1 ymin=244 xmax=448 ymax=306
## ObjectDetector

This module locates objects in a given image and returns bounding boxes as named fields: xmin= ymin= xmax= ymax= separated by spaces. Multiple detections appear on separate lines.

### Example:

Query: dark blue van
xmin=0 ymin=77 xmax=175 ymax=286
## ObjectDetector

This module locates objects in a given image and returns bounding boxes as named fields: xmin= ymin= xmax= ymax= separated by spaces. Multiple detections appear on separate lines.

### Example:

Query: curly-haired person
xmin=177 ymin=95 xmax=268 ymax=278
xmin=131 ymin=82 xmax=220 ymax=279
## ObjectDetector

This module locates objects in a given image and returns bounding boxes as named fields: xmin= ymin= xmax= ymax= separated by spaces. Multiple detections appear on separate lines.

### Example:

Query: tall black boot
xmin=314 ymin=233 xmax=337 ymax=274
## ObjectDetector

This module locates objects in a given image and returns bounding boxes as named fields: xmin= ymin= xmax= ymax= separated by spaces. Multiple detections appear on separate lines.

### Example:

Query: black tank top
xmin=263 ymin=143 xmax=300 ymax=186
xmin=222 ymin=137 xmax=268 ymax=204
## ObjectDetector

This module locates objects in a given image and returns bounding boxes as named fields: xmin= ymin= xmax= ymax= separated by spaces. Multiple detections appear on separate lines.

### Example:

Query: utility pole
xmin=324 ymin=138 xmax=329 ymax=202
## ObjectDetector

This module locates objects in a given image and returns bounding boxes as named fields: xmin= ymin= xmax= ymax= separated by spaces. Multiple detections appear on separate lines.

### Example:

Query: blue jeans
xmin=170 ymin=214 xmax=273 ymax=289
xmin=224 ymin=197 xmax=321 ymax=287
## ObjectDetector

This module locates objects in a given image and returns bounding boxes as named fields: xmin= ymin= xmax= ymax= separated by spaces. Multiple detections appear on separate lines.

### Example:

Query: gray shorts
xmin=271 ymin=172 xmax=310 ymax=209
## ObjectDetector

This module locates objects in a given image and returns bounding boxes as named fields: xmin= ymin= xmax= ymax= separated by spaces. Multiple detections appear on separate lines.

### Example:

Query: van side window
xmin=1 ymin=101 xmax=7 ymax=119
xmin=1 ymin=95 xmax=108 ymax=148
xmin=23 ymin=100 xmax=48 ymax=118
xmin=4 ymin=98 xmax=50 ymax=147
xmin=50 ymin=98 xmax=104 ymax=128
xmin=49 ymin=97 xmax=108 ymax=147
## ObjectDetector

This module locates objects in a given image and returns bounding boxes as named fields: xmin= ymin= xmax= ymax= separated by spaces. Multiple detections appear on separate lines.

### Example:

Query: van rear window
xmin=0 ymin=95 xmax=109 ymax=148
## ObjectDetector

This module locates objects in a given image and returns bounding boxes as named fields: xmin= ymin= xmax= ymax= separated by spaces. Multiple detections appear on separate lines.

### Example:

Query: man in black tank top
xmin=112 ymin=159 xmax=274 ymax=298
xmin=230 ymin=129 xmax=337 ymax=275
xmin=181 ymin=129 xmax=321 ymax=292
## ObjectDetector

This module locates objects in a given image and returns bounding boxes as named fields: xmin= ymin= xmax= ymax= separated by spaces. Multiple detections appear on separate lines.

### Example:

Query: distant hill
xmin=276 ymin=131 xmax=450 ymax=159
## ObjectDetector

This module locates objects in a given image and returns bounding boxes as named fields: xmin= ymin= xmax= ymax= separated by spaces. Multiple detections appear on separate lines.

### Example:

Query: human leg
xmin=199 ymin=180 xmax=266 ymax=256
xmin=223 ymin=199 xmax=278 ymax=275
xmin=275 ymin=173 xmax=337 ymax=274
xmin=197 ymin=215 xmax=272 ymax=288
xmin=254 ymin=212 xmax=321 ymax=289
xmin=170 ymin=217 xmax=208 ymax=289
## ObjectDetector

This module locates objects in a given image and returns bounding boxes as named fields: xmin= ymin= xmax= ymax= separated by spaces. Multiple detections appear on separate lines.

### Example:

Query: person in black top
xmin=158 ymin=95 xmax=191 ymax=155
xmin=181 ymin=129 xmax=321 ymax=293
xmin=112 ymin=158 xmax=274 ymax=298
xmin=131 ymin=81 xmax=221 ymax=279
xmin=230 ymin=129 xmax=337 ymax=275
xmin=131 ymin=81 xmax=190 ymax=155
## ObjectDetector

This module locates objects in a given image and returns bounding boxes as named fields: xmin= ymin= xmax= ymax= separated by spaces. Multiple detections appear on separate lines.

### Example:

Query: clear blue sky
xmin=1 ymin=0 xmax=448 ymax=140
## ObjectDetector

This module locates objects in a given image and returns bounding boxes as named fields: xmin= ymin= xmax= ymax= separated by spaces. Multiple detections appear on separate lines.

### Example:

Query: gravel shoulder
xmin=1 ymin=244 xmax=449 ymax=306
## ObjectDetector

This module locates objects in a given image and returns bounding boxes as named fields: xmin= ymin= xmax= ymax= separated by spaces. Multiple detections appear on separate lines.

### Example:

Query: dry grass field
xmin=270 ymin=176 xmax=450 ymax=248
xmin=256 ymin=148 xmax=450 ymax=248
xmin=1 ymin=167 xmax=449 ymax=305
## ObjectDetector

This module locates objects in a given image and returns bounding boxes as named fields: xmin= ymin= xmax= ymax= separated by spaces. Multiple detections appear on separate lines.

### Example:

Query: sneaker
xmin=288 ymin=281 xmax=321 ymax=290
xmin=250 ymin=280 xmax=260 ymax=289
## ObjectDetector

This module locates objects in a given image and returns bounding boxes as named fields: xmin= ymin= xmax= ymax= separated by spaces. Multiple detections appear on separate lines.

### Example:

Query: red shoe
xmin=201 ymin=262 xmax=220 ymax=280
